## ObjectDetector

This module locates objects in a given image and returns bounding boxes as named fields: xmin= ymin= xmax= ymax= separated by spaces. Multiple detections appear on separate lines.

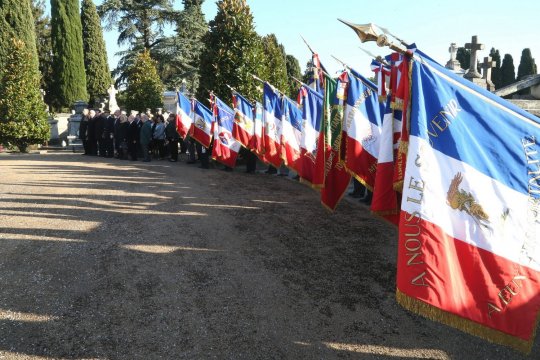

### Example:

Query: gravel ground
xmin=0 ymin=152 xmax=537 ymax=359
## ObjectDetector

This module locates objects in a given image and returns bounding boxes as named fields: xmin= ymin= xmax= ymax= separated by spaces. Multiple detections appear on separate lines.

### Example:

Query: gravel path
xmin=0 ymin=153 xmax=536 ymax=359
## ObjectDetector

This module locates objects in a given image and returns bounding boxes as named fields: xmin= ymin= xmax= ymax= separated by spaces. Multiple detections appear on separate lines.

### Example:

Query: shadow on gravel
xmin=0 ymin=155 xmax=536 ymax=359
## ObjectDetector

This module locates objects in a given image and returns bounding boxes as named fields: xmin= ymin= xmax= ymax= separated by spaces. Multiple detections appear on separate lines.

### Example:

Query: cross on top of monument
xmin=482 ymin=56 xmax=496 ymax=90
xmin=464 ymin=35 xmax=485 ymax=79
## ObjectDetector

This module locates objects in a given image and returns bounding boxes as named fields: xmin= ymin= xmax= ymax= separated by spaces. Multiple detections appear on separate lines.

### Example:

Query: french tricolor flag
xmin=297 ymin=85 xmax=323 ymax=186
xmin=190 ymin=100 xmax=213 ymax=148
xmin=280 ymin=96 xmax=303 ymax=173
xmin=249 ymin=101 xmax=265 ymax=161
xmin=262 ymin=83 xmax=283 ymax=168
xmin=232 ymin=92 xmax=255 ymax=148
xmin=211 ymin=96 xmax=241 ymax=168
xmin=398 ymin=53 xmax=540 ymax=353
xmin=341 ymin=69 xmax=383 ymax=190
xmin=176 ymin=91 xmax=193 ymax=139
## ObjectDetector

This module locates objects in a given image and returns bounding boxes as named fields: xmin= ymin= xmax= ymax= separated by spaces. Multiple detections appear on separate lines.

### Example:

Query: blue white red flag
xmin=298 ymin=84 xmax=323 ymax=186
xmin=397 ymin=52 xmax=540 ymax=353
xmin=176 ymin=92 xmax=193 ymax=139
xmin=280 ymin=96 xmax=303 ymax=172
xmin=232 ymin=92 xmax=255 ymax=148
xmin=249 ymin=101 xmax=265 ymax=160
xmin=211 ymin=96 xmax=241 ymax=168
xmin=341 ymin=69 xmax=383 ymax=190
xmin=190 ymin=100 xmax=214 ymax=148
xmin=263 ymin=83 xmax=283 ymax=168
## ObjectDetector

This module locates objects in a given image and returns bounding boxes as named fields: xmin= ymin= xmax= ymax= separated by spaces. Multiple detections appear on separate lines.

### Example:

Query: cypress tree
xmin=500 ymin=54 xmax=516 ymax=89
xmin=81 ymin=0 xmax=111 ymax=107
xmin=0 ymin=38 xmax=49 ymax=152
xmin=31 ymin=0 xmax=53 ymax=103
xmin=489 ymin=48 xmax=502 ymax=89
xmin=0 ymin=0 xmax=39 ymax=70
xmin=125 ymin=50 xmax=163 ymax=113
xmin=197 ymin=0 xmax=264 ymax=104
xmin=285 ymin=54 xmax=302 ymax=99
xmin=456 ymin=47 xmax=470 ymax=70
xmin=259 ymin=34 xmax=288 ymax=92
xmin=51 ymin=0 xmax=88 ymax=110
xmin=517 ymin=48 xmax=537 ymax=80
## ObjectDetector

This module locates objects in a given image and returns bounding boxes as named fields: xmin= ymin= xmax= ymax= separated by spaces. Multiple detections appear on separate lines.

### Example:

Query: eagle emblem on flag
xmin=447 ymin=172 xmax=490 ymax=225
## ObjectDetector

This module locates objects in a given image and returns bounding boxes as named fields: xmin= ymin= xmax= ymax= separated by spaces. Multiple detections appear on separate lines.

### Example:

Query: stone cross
xmin=464 ymin=35 xmax=484 ymax=79
xmin=481 ymin=56 xmax=496 ymax=90
xmin=449 ymin=43 xmax=458 ymax=62
xmin=445 ymin=42 xmax=462 ymax=71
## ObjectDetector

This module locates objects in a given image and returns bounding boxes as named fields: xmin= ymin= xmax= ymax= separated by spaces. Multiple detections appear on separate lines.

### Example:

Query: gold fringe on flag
xmin=396 ymin=289 xmax=537 ymax=354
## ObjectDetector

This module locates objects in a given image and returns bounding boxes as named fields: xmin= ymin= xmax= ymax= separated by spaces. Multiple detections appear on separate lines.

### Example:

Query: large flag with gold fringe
xmin=397 ymin=52 xmax=540 ymax=354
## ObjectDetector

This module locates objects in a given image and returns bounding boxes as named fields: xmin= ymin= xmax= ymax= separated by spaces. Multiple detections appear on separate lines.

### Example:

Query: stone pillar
xmin=67 ymin=100 xmax=88 ymax=148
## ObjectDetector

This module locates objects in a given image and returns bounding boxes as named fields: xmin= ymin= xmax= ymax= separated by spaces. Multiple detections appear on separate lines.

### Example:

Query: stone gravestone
xmin=445 ymin=42 xmax=464 ymax=73
xmin=464 ymin=35 xmax=487 ymax=89
xmin=481 ymin=56 xmax=496 ymax=91
xmin=66 ymin=100 xmax=88 ymax=150
xmin=107 ymin=84 xmax=120 ymax=113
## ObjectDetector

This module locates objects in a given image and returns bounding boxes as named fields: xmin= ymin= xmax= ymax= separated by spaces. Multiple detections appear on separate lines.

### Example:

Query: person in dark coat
xmin=127 ymin=114 xmax=141 ymax=161
xmin=103 ymin=111 xmax=116 ymax=158
xmin=165 ymin=113 xmax=180 ymax=162
xmin=116 ymin=114 xmax=130 ymax=160
xmin=140 ymin=114 xmax=153 ymax=162
xmin=94 ymin=110 xmax=105 ymax=156
xmin=79 ymin=108 xmax=90 ymax=155
xmin=113 ymin=110 xmax=122 ymax=158
xmin=86 ymin=110 xmax=97 ymax=155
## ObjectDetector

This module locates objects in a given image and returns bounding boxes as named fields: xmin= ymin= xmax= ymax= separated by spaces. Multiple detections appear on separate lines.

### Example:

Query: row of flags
xmin=172 ymin=39 xmax=540 ymax=353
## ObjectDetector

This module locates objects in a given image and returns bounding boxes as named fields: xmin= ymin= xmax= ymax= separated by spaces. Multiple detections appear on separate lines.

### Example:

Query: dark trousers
xmin=179 ymin=138 xmax=188 ymax=154
xmin=168 ymin=139 xmax=179 ymax=161
xmin=196 ymin=143 xmax=209 ymax=168
xmin=141 ymin=142 xmax=151 ymax=161
xmin=245 ymin=149 xmax=257 ymax=173
xmin=104 ymin=137 xmax=114 ymax=157
xmin=88 ymin=139 xmax=97 ymax=155
xmin=82 ymin=139 xmax=89 ymax=154
xmin=155 ymin=139 xmax=165 ymax=159
xmin=129 ymin=141 xmax=138 ymax=161
xmin=188 ymin=138 xmax=197 ymax=162
xmin=98 ymin=138 xmax=106 ymax=156
xmin=353 ymin=179 xmax=366 ymax=196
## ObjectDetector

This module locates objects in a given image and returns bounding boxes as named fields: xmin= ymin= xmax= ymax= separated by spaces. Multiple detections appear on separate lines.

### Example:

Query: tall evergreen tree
xmin=0 ymin=0 xmax=39 ymax=70
xmin=0 ymin=38 xmax=49 ymax=152
xmin=500 ymin=54 xmax=516 ymax=89
xmin=489 ymin=48 xmax=502 ymax=89
xmin=197 ymin=0 xmax=264 ymax=104
xmin=259 ymin=34 xmax=288 ymax=92
xmin=81 ymin=0 xmax=111 ymax=107
xmin=456 ymin=47 xmax=470 ymax=70
xmin=98 ymin=0 xmax=176 ymax=84
xmin=154 ymin=0 xmax=208 ymax=92
xmin=517 ymin=48 xmax=537 ymax=95
xmin=125 ymin=50 xmax=163 ymax=113
xmin=31 ymin=0 xmax=53 ymax=103
xmin=285 ymin=54 xmax=302 ymax=99
xmin=51 ymin=0 xmax=88 ymax=109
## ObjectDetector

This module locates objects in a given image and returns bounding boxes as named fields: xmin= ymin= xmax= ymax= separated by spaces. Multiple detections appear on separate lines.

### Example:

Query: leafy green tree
xmin=51 ymin=0 xmax=88 ymax=110
xmin=500 ymin=54 xmax=516 ymax=89
xmin=125 ymin=50 xmax=163 ymax=113
xmin=259 ymin=34 xmax=288 ymax=93
xmin=31 ymin=0 xmax=53 ymax=103
xmin=0 ymin=0 xmax=39 ymax=71
xmin=81 ymin=0 xmax=112 ymax=107
xmin=489 ymin=48 xmax=502 ymax=89
xmin=154 ymin=0 xmax=208 ymax=92
xmin=517 ymin=48 xmax=537 ymax=95
xmin=285 ymin=54 xmax=301 ymax=99
xmin=197 ymin=0 xmax=264 ymax=104
xmin=98 ymin=0 xmax=176 ymax=84
xmin=0 ymin=38 xmax=49 ymax=152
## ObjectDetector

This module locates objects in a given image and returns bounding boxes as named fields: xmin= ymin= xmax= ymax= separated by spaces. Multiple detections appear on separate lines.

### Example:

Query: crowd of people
xmin=78 ymin=108 xmax=195 ymax=164
xmin=77 ymin=107 xmax=372 ymax=203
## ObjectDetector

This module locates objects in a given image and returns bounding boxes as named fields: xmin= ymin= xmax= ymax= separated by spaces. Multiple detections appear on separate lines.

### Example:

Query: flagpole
xmin=358 ymin=47 xmax=390 ymax=66
xmin=300 ymin=34 xmax=315 ymax=55
xmin=331 ymin=55 xmax=378 ymax=92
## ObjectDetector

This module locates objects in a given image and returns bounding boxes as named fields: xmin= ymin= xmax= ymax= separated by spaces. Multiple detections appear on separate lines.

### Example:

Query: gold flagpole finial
xmin=338 ymin=19 xmax=408 ymax=56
